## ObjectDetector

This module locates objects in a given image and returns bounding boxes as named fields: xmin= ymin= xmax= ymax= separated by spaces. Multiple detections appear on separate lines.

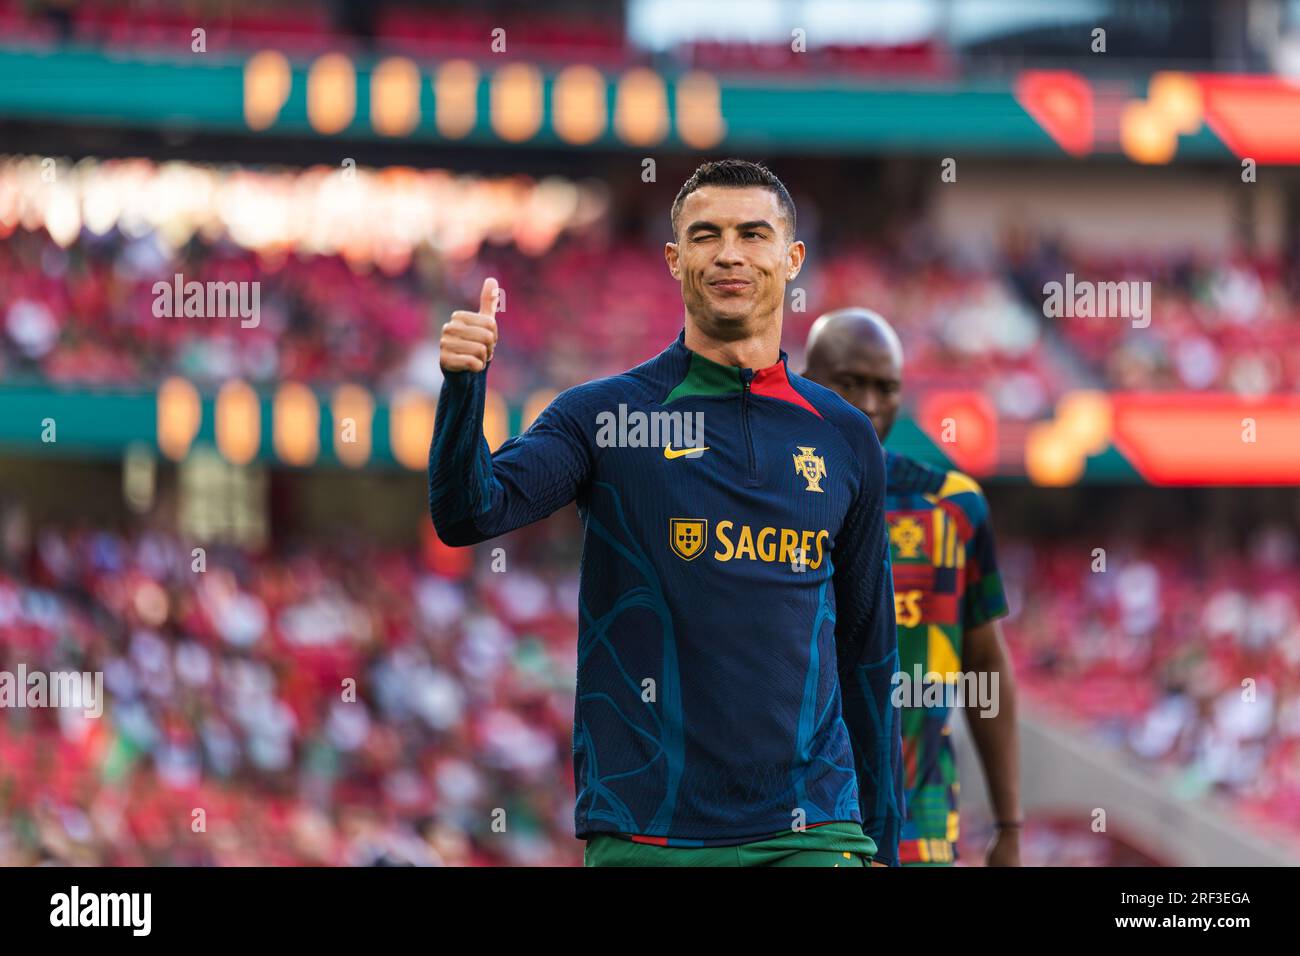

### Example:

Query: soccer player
xmin=802 ymin=308 xmax=1022 ymax=867
xmin=430 ymin=160 xmax=903 ymax=867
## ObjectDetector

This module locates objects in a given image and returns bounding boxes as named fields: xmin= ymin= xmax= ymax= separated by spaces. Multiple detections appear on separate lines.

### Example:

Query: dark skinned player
xmin=803 ymin=308 xmax=1022 ymax=866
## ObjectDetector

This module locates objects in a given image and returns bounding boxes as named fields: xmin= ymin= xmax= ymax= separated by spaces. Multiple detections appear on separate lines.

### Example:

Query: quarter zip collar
xmin=665 ymin=329 xmax=822 ymax=418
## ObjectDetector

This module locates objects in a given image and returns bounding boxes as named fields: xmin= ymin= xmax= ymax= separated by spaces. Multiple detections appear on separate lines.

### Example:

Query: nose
xmin=714 ymin=235 xmax=744 ymax=267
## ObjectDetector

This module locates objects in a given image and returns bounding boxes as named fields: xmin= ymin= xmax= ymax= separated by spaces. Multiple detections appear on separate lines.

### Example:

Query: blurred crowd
xmin=0 ymin=221 xmax=1059 ymax=412
xmin=1002 ymin=524 xmax=1300 ymax=837
xmin=0 ymin=516 xmax=583 ymax=866
xmin=1 ymin=225 xmax=438 ymax=393
xmin=4 ymin=174 xmax=1300 ymax=866
xmin=9 ymin=222 xmax=1299 ymax=418
xmin=2 ymin=502 xmax=1299 ymax=864
xmin=1007 ymin=241 xmax=1300 ymax=395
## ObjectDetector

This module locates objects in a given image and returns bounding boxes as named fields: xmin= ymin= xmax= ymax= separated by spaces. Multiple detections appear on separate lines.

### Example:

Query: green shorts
xmin=584 ymin=822 xmax=878 ymax=868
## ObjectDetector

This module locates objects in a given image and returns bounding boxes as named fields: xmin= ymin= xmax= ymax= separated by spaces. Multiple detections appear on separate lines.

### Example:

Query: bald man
xmin=803 ymin=308 xmax=1021 ymax=867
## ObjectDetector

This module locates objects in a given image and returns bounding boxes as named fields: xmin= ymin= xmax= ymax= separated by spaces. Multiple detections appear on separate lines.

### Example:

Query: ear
xmin=785 ymin=239 xmax=806 ymax=282
xmin=664 ymin=240 xmax=681 ymax=280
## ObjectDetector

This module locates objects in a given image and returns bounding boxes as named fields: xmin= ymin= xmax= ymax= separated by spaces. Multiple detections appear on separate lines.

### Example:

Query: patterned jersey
xmin=884 ymin=451 xmax=1008 ymax=864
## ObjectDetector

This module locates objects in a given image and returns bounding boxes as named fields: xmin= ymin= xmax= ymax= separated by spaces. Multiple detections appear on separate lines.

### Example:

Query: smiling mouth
xmin=709 ymin=279 xmax=750 ymax=293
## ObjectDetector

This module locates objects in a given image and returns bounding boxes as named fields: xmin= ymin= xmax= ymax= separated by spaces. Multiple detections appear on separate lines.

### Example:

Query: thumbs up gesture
xmin=440 ymin=277 xmax=500 ymax=373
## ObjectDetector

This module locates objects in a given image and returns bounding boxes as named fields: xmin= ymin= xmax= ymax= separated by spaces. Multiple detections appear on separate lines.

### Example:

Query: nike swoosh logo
xmin=663 ymin=444 xmax=710 ymax=460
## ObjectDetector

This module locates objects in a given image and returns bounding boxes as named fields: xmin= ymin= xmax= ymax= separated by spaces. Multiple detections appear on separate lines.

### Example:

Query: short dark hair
xmin=670 ymin=159 xmax=796 ymax=240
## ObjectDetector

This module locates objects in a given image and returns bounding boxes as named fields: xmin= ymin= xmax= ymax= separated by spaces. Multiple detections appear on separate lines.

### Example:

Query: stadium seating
xmin=0 ymin=0 xmax=946 ymax=76
xmin=7 ymin=220 xmax=1300 ymax=416
xmin=0 ymin=519 xmax=582 ymax=865
xmin=1002 ymin=529 xmax=1300 ymax=836
xmin=2 ymin=510 xmax=1298 ymax=864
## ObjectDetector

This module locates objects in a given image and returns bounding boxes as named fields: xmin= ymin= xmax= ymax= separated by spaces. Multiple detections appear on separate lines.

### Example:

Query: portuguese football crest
xmin=669 ymin=518 xmax=709 ymax=560
xmin=792 ymin=446 xmax=827 ymax=493
xmin=889 ymin=516 xmax=926 ymax=560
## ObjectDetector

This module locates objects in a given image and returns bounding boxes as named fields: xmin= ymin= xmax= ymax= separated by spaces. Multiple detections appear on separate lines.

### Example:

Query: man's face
xmin=805 ymin=341 xmax=902 ymax=442
xmin=665 ymin=186 xmax=804 ymax=336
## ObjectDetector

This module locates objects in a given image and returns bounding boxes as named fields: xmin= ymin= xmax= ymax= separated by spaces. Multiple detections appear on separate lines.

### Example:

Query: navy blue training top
xmin=429 ymin=330 xmax=904 ymax=863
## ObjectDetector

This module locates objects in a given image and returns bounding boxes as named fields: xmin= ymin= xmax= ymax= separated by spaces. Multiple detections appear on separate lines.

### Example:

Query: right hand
xmin=440 ymin=277 xmax=500 ymax=373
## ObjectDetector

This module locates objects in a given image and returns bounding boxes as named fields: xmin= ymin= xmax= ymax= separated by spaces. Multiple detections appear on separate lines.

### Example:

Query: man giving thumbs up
xmin=428 ymin=159 xmax=902 ymax=868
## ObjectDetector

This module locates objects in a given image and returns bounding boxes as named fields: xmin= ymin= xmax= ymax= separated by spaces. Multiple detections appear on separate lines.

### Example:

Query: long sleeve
xmin=428 ymin=368 xmax=593 ymax=546
xmin=831 ymin=431 xmax=905 ymax=866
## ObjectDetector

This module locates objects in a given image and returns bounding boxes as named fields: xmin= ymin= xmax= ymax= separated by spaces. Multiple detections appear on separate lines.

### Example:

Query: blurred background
xmin=2 ymin=0 xmax=1300 ymax=866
